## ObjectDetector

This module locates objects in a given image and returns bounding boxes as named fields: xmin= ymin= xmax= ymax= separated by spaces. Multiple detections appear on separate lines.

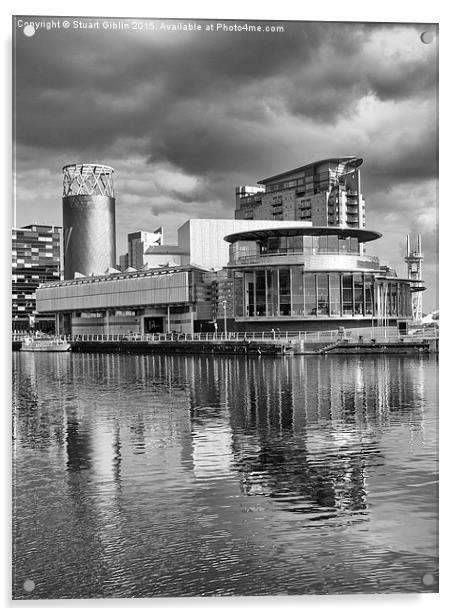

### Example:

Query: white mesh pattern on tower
xmin=63 ymin=164 xmax=114 ymax=197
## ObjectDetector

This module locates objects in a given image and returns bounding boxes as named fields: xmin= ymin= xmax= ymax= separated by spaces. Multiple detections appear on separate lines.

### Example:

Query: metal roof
xmin=224 ymin=226 xmax=381 ymax=244
xmin=258 ymin=157 xmax=363 ymax=184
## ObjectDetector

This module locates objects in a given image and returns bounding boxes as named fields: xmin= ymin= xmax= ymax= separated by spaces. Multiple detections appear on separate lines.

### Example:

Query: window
xmin=303 ymin=236 xmax=314 ymax=254
xmin=291 ymin=268 xmax=304 ymax=315
xmin=304 ymin=274 xmax=316 ymax=315
xmin=267 ymin=270 xmax=279 ymax=316
xmin=246 ymin=273 xmax=255 ymax=317
xmin=342 ymin=274 xmax=353 ymax=315
xmin=279 ymin=269 xmax=291 ymax=316
xmin=329 ymin=274 xmax=341 ymax=316
xmin=327 ymin=235 xmax=338 ymax=253
xmin=354 ymin=274 xmax=364 ymax=315
xmin=255 ymin=271 xmax=266 ymax=316
xmin=287 ymin=236 xmax=303 ymax=253
xmin=364 ymin=275 xmax=374 ymax=315
xmin=317 ymin=274 xmax=329 ymax=315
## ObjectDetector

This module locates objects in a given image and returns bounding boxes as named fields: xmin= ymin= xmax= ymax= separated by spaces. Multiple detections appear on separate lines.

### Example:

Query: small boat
xmin=21 ymin=335 xmax=71 ymax=352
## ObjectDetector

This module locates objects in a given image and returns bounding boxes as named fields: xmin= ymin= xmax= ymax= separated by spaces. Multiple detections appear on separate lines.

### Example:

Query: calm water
xmin=12 ymin=352 xmax=439 ymax=598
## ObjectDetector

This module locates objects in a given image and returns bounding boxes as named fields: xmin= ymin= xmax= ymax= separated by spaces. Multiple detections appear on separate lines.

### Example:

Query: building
xmin=223 ymin=225 xmax=414 ymax=332
xmin=235 ymin=157 xmax=365 ymax=228
xmin=35 ymin=158 xmax=422 ymax=335
xmin=405 ymin=234 xmax=425 ymax=322
xmin=37 ymin=220 xmax=310 ymax=335
xmin=36 ymin=264 xmax=216 ymax=335
xmin=12 ymin=224 xmax=62 ymax=331
xmin=118 ymin=229 xmax=163 ymax=270
xmin=63 ymin=163 xmax=116 ymax=278
xmin=120 ymin=219 xmax=309 ymax=271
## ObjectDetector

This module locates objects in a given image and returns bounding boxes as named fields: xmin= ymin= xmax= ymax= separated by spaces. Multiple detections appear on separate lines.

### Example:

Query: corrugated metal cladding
xmin=36 ymin=271 xmax=189 ymax=312
xmin=63 ymin=195 xmax=116 ymax=278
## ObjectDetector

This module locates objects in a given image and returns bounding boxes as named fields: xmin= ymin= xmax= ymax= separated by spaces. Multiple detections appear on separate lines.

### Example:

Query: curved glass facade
xmin=233 ymin=268 xmax=411 ymax=319
xmin=229 ymin=233 xmax=364 ymax=264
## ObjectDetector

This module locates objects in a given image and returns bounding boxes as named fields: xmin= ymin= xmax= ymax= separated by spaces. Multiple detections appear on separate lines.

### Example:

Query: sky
xmin=12 ymin=17 xmax=439 ymax=311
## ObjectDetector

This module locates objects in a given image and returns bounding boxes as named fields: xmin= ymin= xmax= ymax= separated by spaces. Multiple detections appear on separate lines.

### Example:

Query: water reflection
xmin=12 ymin=352 xmax=438 ymax=598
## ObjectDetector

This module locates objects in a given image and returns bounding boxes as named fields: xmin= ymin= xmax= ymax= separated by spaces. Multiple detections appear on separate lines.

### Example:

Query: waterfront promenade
xmin=12 ymin=326 xmax=438 ymax=355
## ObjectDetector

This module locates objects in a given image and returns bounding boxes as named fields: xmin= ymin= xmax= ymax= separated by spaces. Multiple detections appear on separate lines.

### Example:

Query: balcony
xmin=228 ymin=250 xmax=380 ymax=270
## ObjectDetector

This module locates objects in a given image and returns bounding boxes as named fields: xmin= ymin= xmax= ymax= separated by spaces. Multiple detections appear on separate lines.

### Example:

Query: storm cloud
xmin=13 ymin=17 xmax=439 ymax=310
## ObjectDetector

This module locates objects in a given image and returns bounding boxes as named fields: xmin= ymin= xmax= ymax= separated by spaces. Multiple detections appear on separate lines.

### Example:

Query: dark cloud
xmin=13 ymin=17 xmax=439 ymax=309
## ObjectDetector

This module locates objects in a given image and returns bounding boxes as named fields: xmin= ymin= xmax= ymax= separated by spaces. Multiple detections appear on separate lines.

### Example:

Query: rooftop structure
xmin=119 ymin=219 xmax=312 ymax=272
xmin=62 ymin=163 xmax=116 ymax=279
xmin=235 ymin=156 xmax=365 ymax=228
xmin=119 ymin=229 xmax=164 ymax=270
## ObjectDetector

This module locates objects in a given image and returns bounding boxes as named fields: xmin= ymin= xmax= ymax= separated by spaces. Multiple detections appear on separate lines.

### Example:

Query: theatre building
xmin=34 ymin=158 xmax=421 ymax=335
xmin=224 ymin=225 xmax=414 ymax=332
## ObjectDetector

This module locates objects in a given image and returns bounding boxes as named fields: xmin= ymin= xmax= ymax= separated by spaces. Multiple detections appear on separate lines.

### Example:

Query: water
xmin=12 ymin=352 xmax=439 ymax=598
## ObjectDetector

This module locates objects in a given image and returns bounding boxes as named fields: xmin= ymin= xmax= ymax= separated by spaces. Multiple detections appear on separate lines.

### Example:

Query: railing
xmin=231 ymin=252 xmax=380 ymax=265
xmin=13 ymin=327 xmax=435 ymax=345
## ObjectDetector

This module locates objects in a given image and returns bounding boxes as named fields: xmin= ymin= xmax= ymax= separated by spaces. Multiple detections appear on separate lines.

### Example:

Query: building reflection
xmin=13 ymin=352 xmax=431 ymax=531
xmin=185 ymin=355 xmax=429 ymax=520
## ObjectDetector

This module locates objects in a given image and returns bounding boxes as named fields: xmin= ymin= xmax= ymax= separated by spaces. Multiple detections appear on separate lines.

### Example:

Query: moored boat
xmin=21 ymin=336 xmax=71 ymax=352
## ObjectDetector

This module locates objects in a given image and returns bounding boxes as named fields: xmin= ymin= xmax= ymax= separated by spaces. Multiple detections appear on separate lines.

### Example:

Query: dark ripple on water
xmin=12 ymin=353 xmax=438 ymax=598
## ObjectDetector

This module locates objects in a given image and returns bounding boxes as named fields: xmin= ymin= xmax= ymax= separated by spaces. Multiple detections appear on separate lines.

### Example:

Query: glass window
xmin=328 ymin=235 xmax=338 ymax=253
xmin=329 ymin=273 xmax=341 ymax=316
xmin=364 ymin=275 xmax=373 ymax=315
xmin=318 ymin=236 xmax=328 ymax=253
xmin=350 ymin=237 xmax=359 ymax=253
xmin=401 ymin=283 xmax=409 ymax=317
xmin=233 ymin=274 xmax=244 ymax=317
xmin=303 ymin=236 xmax=314 ymax=254
xmin=279 ymin=237 xmax=288 ymax=253
xmin=342 ymin=274 xmax=353 ymax=315
xmin=246 ymin=273 xmax=255 ymax=317
xmin=267 ymin=237 xmax=280 ymax=253
xmin=404 ymin=283 xmax=411 ymax=317
xmin=287 ymin=236 xmax=303 ymax=253
xmin=267 ymin=270 xmax=279 ymax=316
xmin=390 ymin=282 xmax=398 ymax=316
xmin=255 ymin=271 xmax=266 ymax=316
xmin=304 ymin=274 xmax=316 ymax=315
xmin=279 ymin=269 xmax=291 ymax=316
xmin=291 ymin=267 xmax=304 ymax=316
xmin=317 ymin=274 xmax=329 ymax=315
xmin=354 ymin=274 xmax=364 ymax=315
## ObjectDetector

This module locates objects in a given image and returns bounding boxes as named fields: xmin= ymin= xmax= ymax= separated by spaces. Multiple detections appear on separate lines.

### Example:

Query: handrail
xmin=28 ymin=327 xmax=436 ymax=345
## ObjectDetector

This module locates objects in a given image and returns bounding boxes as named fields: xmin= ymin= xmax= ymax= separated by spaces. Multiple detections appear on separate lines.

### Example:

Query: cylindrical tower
xmin=62 ymin=163 xmax=116 ymax=279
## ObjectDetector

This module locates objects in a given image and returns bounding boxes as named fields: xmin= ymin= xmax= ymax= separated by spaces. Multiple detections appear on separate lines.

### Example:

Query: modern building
xmin=37 ymin=220 xmax=310 ymax=335
xmin=12 ymin=224 xmax=62 ymax=331
xmin=235 ymin=157 xmax=365 ymax=228
xmin=63 ymin=163 xmax=116 ymax=278
xmin=223 ymin=225 xmax=414 ymax=332
xmin=35 ymin=157 xmax=423 ymax=335
xmin=36 ymin=264 xmax=216 ymax=335
xmin=118 ymin=229 xmax=163 ymax=270
xmin=119 ymin=219 xmax=309 ymax=271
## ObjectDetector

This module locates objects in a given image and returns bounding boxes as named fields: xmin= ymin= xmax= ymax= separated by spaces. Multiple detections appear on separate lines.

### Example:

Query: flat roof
xmin=224 ymin=226 xmax=381 ymax=243
xmin=258 ymin=157 xmax=363 ymax=184
xmin=145 ymin=245 xmax=188 ymax=255
xmin=39 ymin=263 xmax=209 ymax=288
